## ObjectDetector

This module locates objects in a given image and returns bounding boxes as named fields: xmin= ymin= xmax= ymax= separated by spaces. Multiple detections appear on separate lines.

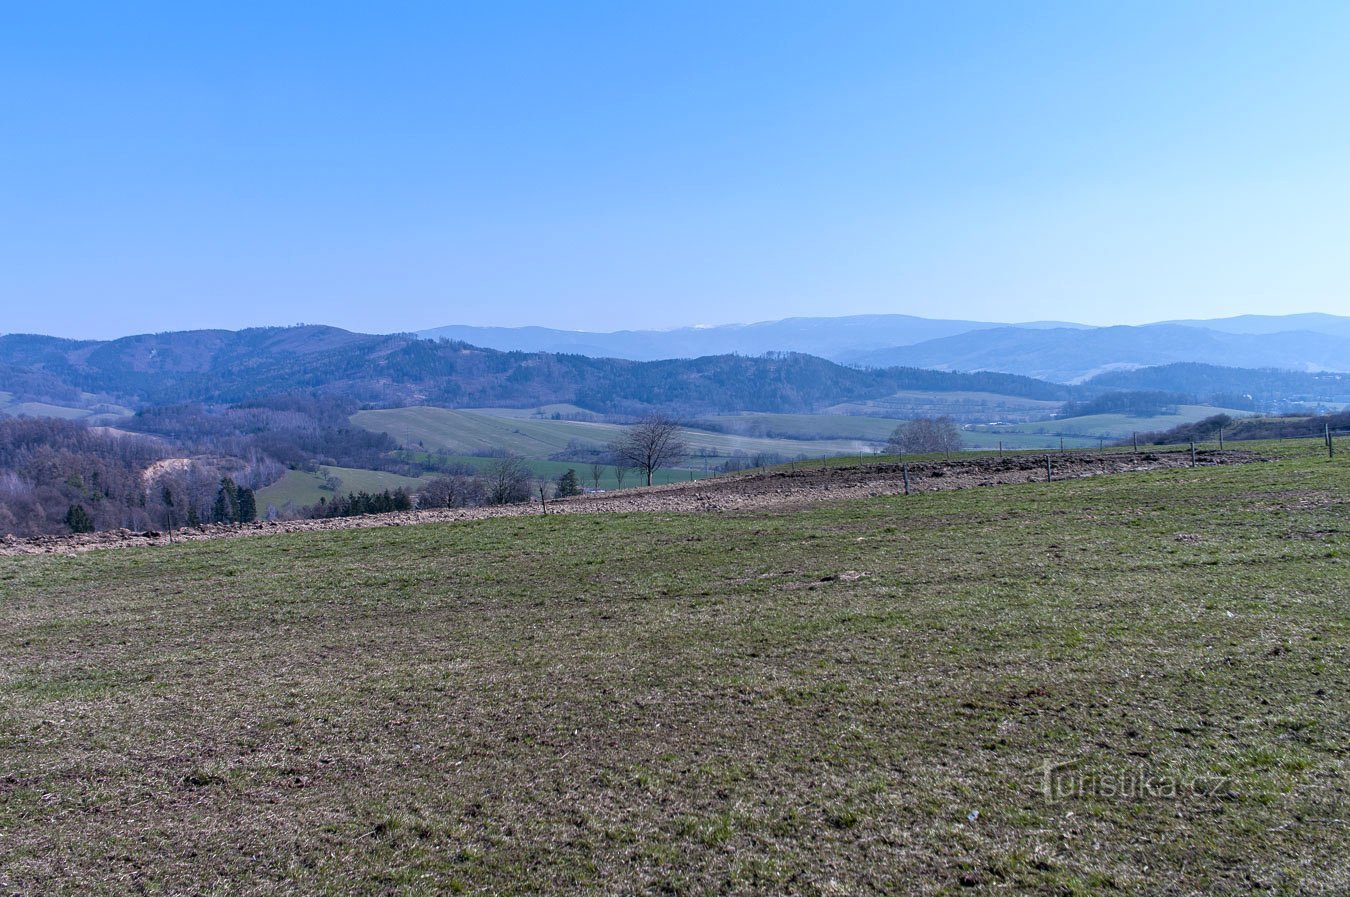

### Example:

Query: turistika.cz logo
xmin=1038 ymin=759 xmax=1231 ymax=802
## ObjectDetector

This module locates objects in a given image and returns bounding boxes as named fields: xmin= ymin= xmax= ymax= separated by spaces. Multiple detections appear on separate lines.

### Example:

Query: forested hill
xmin=0 ymin=326 xmax=1073 ymax=414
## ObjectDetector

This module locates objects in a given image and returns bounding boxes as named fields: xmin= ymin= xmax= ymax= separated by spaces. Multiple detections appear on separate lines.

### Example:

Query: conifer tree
xmin=65 ymin=504 xmax=94 ymax=533
xmin=212 ymin=477 xmax=239 ymax=524
xmin=555 ymin=468 xmax=582 ymax=497
xmin=236 ymin=487 xmax=257 ymax=523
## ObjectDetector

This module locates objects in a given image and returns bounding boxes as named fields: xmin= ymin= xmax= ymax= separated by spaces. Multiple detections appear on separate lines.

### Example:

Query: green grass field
xmin=359 ymin=405 xmax=1229 ymax=458
xmin=0 ymin=392 xmax=134 ymax=423
xmin=689 ymin=412 xmax=1120 ymax=451
xmin=352 ymin=406 xmax=876 ymax=462
xmin=257 ymin=465 xmax=429 ymax=510
xmin=1 ymin=439 xmax=1345 ymax=894
xmin=358 ymin=405 xmax=1112 ymax=459
xmin=823 ymin=389 xmax=1064 ymax=421
xmin=978 ymin=404 xmax=1254 ymax=441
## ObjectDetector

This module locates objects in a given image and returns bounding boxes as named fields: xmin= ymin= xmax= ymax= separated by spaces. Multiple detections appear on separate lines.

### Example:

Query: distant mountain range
xmin=3 ymin=324 xmax=1346 ymax=421
xmin=419 ymin=313 xmax=1350 ymax=382
xmin=844 ymin=324 xmax=1350 ymax=383
xmin=0 ymin=326 xmax=1076 ymax=416
xmin=1162 ymin=313 xmax=1350 ymax=338
xmin=418 ymin=315 xmax=1089 ymax=362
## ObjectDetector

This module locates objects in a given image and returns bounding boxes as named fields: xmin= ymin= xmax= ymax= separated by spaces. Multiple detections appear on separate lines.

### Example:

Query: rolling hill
xmin=351 ymin=407 xmax=880 ymax=461
xmin=4 ymin=324 xmax=1346 ymax=430
xmin=972 ymin=404 xmax=1256 ymax=441
xmin=0 ymin=325 xmax=1074 ymax=415
xmin=845 ymin=324 xmax=1350 ymax=383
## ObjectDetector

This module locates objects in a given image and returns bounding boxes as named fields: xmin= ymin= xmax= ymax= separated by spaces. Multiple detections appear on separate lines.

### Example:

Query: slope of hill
xmin=351 ymin=407 xmax=877 ymax=460
xmin=0 ymin=325 xmax=1075 ymax=414
xmin=975 ymin=404 xmax=1256 ymax=440
xmin=846 ymin=324 xmax=1350 ymax=382
xmin=2 ymin=447 xmax=1343 ymax=892
xmin=6 ymin=324 xmax=1346 ymax=427
xmin=1085 ymin=363 xmax=1350 ymax=408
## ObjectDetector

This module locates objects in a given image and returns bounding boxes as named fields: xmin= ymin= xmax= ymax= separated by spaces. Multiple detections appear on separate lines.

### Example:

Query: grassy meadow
xmin=0 ymin=439 xmax=1345 ymax=894
xmin=256 ymin=465 xmax=430 ymax=511
xmin=354 ymin=404 xmax=1261 ymax=461
xmin=976 ymin=404 xmax=1254 ymax=441
xmin=351 ymin=407 xmax=884 ymax=463
xmin=0 ymin=390 xmax=134 ymax=424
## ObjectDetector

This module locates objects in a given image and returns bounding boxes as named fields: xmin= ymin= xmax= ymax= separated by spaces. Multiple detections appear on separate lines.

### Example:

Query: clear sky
xmin=3 ymin=1 xmax=1349 ymax=339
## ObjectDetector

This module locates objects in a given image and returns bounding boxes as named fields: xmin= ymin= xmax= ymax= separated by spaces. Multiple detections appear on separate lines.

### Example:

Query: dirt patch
xmin=1 ymin=450 xmax=1261 ymax=557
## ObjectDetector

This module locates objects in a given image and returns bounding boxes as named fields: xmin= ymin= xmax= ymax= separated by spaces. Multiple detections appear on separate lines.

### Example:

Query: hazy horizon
xmin=8 ymin=309 xmax=1350 ymax=344
xmin=5 ymin=3 xmax=1350 ymax=339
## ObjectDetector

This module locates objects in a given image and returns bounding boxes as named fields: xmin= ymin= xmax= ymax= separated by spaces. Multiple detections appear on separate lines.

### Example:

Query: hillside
xmin=976 ymin=404 xmax=1257 ymax=441
xmin=6 ymin=325 xmax=1347 ymax=423
xmin=351 ymin=407 xmax=878 ymax=461
xmin=1085 ymin=363 xmax=1350 ymax=409
xmin=846 ymin=324 xmax=1350 ymax=383
xmin=0 ymin=325 xmax=1075 ymax=414
xmin=1 ymin=444 xmax=1344 ymax=893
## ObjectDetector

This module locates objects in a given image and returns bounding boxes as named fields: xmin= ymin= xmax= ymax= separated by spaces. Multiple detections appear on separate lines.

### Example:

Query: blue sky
xmin=3 ymin=1 xmax=1349 ymax=339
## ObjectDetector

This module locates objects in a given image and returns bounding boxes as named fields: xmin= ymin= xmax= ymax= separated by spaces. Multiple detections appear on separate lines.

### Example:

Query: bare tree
xmin=886 ymin=417 xmax=964 ymax=455
xmin=417 ymin=474 xmax=485 ymax=509
xmin=483 ymin=454 xmax=532 ymax=505
xmin=612 ymin=465 xmax=627 ymax=489
xmin=589 ymin=461 xmax=605 ymax=491
xmin=610 ymin=415 xmax=689 ymax=486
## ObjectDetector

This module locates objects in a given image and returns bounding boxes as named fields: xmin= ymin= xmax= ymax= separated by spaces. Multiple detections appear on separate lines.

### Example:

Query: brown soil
xmin=1 ymin=450 xmax=1259 ymax=557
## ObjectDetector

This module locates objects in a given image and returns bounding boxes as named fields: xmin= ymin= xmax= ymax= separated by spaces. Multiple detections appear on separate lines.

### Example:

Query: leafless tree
xmin=590 ymin=461 xmax=605 ymax=491
xmin=610 ymin=415 xmax=689 ymax=486
xmin=612 ymin=465 xmax=627 ymax=489
xmin=417 ymin=474 xmax=485 ymax=509
xmin=483 ymin=454 xmax=532 ymax=505
xmin=886 ymin=417 xmax=964 ymax=455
